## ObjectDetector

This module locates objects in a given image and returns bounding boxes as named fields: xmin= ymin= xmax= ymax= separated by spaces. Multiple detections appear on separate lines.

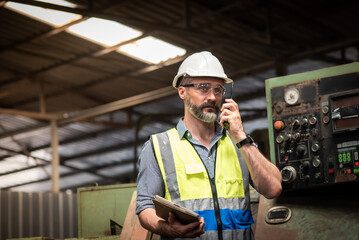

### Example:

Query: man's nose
xmin=206 ymin=88 xmax=218 ymax=99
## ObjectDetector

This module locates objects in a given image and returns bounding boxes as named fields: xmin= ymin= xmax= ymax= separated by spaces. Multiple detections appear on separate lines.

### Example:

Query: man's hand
xmin=138 ymin=208 xmax=205 ymax=238
xmin=220 ymin=99 xmax=246 ymax=142
xmin=166 ymin=212 xmax=205 ymax=238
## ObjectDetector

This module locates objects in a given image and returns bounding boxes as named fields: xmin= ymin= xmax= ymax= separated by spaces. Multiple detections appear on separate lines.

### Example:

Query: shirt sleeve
xmin=136 ymin=140 xmax=165 ymax=215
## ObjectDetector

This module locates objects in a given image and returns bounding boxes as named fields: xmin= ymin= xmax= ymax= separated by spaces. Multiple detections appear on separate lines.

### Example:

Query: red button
xmin=347 ymin=169 xmax=351 ymax=174
xmin=355 ymin=162 xmax=359 ymax=167
xmin=329 ymin=169 xmax=334 ymax=174
xmin=274 ymin=121 xmax=285 ymax=131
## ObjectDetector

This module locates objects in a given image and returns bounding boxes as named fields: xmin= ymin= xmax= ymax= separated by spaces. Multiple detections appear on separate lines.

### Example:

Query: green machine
xmin=77 ymin=183 xmax=137 ymax=238
xmin=255 ymin=63 xmax=359 ymax=240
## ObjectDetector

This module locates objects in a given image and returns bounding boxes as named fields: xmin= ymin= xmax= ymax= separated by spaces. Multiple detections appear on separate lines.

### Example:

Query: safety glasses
xmin=181 ymin=83 xmax=226 ymax=96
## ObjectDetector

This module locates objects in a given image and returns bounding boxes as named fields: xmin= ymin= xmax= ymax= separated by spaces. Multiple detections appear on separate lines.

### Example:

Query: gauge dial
xmin=284 ymin=87 xmax=300 ymax=105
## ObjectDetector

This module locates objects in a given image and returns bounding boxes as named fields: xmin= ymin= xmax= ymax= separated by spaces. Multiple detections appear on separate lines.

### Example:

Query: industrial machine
xmin=255 ymin=62 xmax=359 ymax=240
xmin=266 ymin=62 xmax=359 ymax=190
xmin=77 ymin=183 xmax=137 ymax=238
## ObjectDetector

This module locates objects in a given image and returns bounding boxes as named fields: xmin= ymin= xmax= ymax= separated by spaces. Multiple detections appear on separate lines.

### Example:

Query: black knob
xmin=300 ymin=118 xmax=308 ymax=127
xmin=276 ymin=135 xmax=284 ymax=144
xmin=296 ymin=144 xmax=307 ymax=155
xmin=283 ymin=133 xmax=292 ymax=142
xmin=302 ymin=161 xmax=310 ymax=171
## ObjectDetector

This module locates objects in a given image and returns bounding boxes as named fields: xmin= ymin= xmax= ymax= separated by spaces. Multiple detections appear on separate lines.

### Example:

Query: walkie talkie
xmin=222 ymin=82 xmax=233 ymax=130
xmin=223 ymin=121 xmax=230 ymax=129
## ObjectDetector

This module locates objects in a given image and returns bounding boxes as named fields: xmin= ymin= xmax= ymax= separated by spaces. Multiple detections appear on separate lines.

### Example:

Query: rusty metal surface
xmin=255 ymin=182 xmax=359 ymax=240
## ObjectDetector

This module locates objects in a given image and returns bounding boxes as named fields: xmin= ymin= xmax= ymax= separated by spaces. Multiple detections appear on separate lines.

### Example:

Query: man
xmin=136 ymin=51 xmax=282 ymax=239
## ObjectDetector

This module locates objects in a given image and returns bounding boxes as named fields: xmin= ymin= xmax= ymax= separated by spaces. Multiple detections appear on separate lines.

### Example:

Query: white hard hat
xmin=172 ymin=51 xmax=233 ymax=88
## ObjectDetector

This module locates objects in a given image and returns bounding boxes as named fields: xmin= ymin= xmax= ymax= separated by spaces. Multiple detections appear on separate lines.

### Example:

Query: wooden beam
xmin=58 ymin=86 xmax=177 ymax=125
xmin=38 ymin=81 xmax=46 ymax=114
xmin=0 ymin=107 xmax=58 ymax=120
xmin=0 ymin=85 xmax=26 ymax=99
xmin=51 ymin=120 xmax=60 ymax=193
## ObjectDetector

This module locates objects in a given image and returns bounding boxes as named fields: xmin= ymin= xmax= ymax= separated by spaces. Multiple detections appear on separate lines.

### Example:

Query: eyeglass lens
xmin=197 ymin=83 xmax=225 ymax=95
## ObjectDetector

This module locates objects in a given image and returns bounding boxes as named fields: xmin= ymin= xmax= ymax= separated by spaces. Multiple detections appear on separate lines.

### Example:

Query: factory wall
xmin=0 ymin=190 xmax=77 ymax=240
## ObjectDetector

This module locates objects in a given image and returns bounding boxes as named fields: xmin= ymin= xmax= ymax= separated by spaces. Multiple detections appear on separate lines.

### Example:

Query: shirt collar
xmin=176 ymin=118 xmax=189 ymax=139
xmin=176 ymin=118 xmax=227 ymax=140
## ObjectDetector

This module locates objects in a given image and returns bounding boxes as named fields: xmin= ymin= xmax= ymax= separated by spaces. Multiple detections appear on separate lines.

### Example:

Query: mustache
xmin=200 ymin=101 xmax=220 ymax=112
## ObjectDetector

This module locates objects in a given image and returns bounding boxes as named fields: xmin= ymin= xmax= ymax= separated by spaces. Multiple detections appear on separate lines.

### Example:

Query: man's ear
xmin=178 ymin=87 xmax=186 ymax=100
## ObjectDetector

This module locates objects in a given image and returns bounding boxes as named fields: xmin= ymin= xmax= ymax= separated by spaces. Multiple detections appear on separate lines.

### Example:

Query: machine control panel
xmin=266 ymin=63 xmax=359 ymax=190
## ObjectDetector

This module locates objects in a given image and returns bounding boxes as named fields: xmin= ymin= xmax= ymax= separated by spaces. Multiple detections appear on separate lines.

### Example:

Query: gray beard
xmin=186 ymin=95 xmax=219 ymax=123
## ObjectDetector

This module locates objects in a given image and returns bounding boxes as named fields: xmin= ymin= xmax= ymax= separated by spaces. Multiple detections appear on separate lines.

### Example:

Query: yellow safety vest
xmin=151 ymin=128 xmax=254 ymax=240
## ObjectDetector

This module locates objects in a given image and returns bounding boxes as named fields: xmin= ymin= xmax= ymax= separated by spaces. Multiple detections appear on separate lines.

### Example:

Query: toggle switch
xmin=292 ymin=119 xmax=300 ymax=128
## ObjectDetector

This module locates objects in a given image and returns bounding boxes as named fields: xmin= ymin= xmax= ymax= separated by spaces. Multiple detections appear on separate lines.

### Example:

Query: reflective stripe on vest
xmin=151 ymin=128 xmax=254 ymax=239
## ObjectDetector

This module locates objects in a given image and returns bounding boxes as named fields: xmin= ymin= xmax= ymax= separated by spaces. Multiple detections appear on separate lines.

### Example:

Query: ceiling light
xmin=118 ymin=36 xmax=187 ymax=64
xmin=68 ymin=17 xmax=143 ymax=46
xmin=5 ymin=0 xmax=81 ymax=27
xmin=34 ymin=0 xmax=77 ymax=8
